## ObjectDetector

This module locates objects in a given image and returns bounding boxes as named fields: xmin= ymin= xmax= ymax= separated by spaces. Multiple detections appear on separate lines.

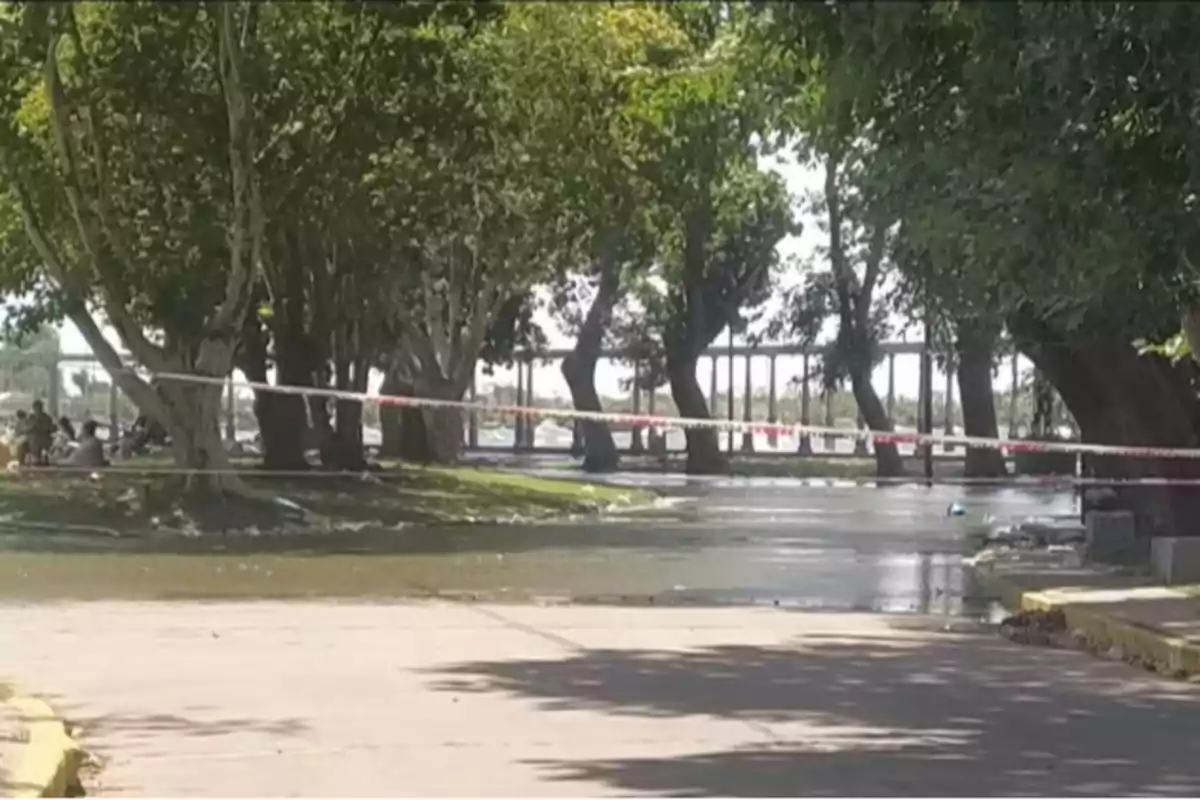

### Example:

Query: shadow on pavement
xmin=428 ymin=630 xmax=1200 ymax=796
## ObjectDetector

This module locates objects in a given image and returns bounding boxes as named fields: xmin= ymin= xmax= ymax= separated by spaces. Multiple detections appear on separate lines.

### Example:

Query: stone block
xmin=1085 ymin=510 xmax=1141 ymax=565
xmin=1150 ymin=537 xmax=1200 ymax=584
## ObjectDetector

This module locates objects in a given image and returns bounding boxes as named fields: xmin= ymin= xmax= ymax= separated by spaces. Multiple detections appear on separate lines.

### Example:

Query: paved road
xmin=10 ymin=479 xmax=1191 ymax=797
xmin=4 ymin=602 xmax=1200 ymax=797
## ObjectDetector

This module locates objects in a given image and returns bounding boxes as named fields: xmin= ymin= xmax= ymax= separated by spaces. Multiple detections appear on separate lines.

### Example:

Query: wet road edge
xmin=977 ymin=567 xmax=1200 ymax=677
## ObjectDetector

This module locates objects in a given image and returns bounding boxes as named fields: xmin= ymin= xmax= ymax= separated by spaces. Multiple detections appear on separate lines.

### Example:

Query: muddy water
xmin=0 ymin=477 xmax=1075 ymax=614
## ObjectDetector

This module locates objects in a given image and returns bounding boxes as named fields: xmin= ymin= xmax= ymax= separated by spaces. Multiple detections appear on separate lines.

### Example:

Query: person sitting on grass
xmin=11 ymin=409 xmax=29 ymax=465
xmin=26 ymin=400 xmax=56 ymax=466
xmin=57 ymin=415 xmax=76 ymax=442
xmin=50 ymin=415 xmax=76 ymax=461
xmin=119 ymin=413 xmax=169 ymax=458
xmin=63 ymin=419 xmax=108 ymax=468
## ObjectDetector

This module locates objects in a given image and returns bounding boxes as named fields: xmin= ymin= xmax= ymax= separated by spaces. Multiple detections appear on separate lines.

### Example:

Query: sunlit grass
xmin=0 ymin=462 xmax=654 ymax=536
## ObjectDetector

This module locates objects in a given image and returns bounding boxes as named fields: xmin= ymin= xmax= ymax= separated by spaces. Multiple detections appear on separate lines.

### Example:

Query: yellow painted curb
xmin=2 ymin=692 xmax=83 ymax=798
xmin=982 ymin=572 xmax=1200 ymax=676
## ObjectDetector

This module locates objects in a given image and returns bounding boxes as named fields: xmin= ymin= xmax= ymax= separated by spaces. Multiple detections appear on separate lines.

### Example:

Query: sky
xmin=50 ymin=151 xmax=1028 ymax=405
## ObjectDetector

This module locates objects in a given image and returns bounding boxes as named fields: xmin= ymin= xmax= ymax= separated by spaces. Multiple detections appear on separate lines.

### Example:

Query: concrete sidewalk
xmin=980 ymin=559 xmax=1200 ymax=676
xmin=4 ymin=600 xmax=1200 ymax=796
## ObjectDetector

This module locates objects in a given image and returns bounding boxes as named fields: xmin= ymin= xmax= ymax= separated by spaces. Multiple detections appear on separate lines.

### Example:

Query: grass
xmin=0 ymin=462 xmax=654 ymax=537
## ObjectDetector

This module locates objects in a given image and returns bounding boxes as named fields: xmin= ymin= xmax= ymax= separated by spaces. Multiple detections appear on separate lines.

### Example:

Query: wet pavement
xmin=0 ymin=478 xmax=1077 ymax=612
xmin=8 ymin=478 xmax=1200 ymax=797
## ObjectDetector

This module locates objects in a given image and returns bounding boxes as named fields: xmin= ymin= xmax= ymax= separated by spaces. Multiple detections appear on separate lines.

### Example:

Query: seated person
xmin=122 ymin=414 xmax=169 ymax=457
xmin=50 ymin=416 xmax=76 ymax=460
xmin=26 ymin=400 xmax=56 ymax=466
xmin=11 ymin=410 xmax=28 ymax=464
xmin=64 ymin=420 xmax=108 ymax=468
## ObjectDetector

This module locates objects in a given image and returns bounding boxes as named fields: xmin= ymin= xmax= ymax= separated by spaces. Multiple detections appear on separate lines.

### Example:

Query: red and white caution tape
xmin=150 ymin=370 xmax=1200 ymax=461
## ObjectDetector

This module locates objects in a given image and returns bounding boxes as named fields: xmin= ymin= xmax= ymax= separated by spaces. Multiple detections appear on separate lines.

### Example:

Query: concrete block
xmin=1085 ymin=510 xmax=1140 ymax=565
xmin=1150 ymin=537 xmax=1200 ymax=584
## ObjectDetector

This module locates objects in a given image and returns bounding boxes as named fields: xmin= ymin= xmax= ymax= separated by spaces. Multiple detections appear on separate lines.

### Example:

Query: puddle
xmin=0 ymin=480 xmax=1075 ymax=619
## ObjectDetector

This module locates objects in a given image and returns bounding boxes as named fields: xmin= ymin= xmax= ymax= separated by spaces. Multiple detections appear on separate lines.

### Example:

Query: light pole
xmin=921 ymin=319 xmax=934 ymax=485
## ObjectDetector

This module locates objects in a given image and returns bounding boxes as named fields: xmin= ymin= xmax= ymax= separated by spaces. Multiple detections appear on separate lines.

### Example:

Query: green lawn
xmin=0 ymin=463 xmax=654 ymax=536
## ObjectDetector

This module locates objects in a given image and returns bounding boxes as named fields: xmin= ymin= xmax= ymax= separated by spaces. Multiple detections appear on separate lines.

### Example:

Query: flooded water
xmin=468 ymin=422 xmax=993 ymax=456
xmin=0 ymin=476 xmax=1075 ymax=615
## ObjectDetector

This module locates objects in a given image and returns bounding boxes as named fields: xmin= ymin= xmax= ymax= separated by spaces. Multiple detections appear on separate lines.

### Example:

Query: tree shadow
xmin=427 ymin=629 xmax=1200 ymax=796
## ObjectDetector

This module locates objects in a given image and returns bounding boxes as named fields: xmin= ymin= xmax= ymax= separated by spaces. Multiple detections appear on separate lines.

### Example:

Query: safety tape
xmin=16 ymin=462 xmax=1200 ymax=487
xmin=147 ymin=370 xmax=1200 ymax=462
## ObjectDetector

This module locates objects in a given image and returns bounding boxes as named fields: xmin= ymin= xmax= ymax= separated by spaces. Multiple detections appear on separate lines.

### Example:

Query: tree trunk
xmin=956 ymin=328 xmax=1007 ymax=478
xmin=667 ymin=349 xmax=727 ymax=474
xmin=155 ymin=380 xmax=239 ymax=493
xmin=379 ymin=369 xmax=404 ymax=458
xmin=256 ymin=390 xmax=309 ymax=471
xmin=237 ymin=319 xmax=310 ymax=471
xmin=395 ymin=377 xmax=463 ymax=464
xmin=562 ymin=259 xmax=621 ymax=473
xmin=397 ymin=406 xmax=463 ymax=464
xmin=328 ymin=398 xmax=366 ymax=471
xmin=848 ymin=367 xmax=905 ymax=477
xmin=1013 ymin=313 xmax=1200 ymax=538
xmin=563 ymin=349 xmax=619 ymax=472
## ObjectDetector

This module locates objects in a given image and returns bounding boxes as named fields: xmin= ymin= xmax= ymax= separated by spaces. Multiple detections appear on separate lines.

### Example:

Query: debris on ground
xmin=999 ymin=608 xmax=1068 ymax=646
xmin=964 ymin=512 xmax=1087 ymax=570
xmin=996 ymin=607 xmax=1198 ymax=681
xmin=983 ymin=517 xmax=1086 ymax=549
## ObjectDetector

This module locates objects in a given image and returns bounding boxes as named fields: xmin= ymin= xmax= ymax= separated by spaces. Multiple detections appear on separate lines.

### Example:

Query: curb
xmin=2 ymin=690 xmax=83 ymax=798
xmin=981 ymin=571 xmax=1200 ymax=677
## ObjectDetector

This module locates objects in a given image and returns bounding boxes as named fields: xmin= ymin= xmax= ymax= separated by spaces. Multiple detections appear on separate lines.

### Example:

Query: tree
xmin=761 ymin=2 xmax=1200 ymax=532
xmin=628 ymin=7 xmax=796 ymax=474
xmin=513 ymin=4 xmax=686 ymax=473
xmin=0 ymin=2 xmax=264 ymax=495
xmin=380 ymin=292 xmax=546 ymax=461
xmin=770 ymin=157 xmax=904 ymax=478
xmin=359 ymin=2 xmax=604 ymax=466
xmin=228 ymin=1 xmax=498 ymax=472
xmin=953 ymin=320 xmax=1009 ymax=478
xmin=888 ymin=235 xmax=1008 ymax=478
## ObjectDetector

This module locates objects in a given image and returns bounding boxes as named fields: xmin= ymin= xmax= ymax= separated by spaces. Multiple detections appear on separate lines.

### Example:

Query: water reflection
xmin=0 ymin=479 xmax=1072 ymax=617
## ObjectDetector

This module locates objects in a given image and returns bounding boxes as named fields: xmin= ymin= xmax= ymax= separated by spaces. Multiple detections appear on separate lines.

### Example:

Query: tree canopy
xmin=4 ymin=1 xmax=1200 ymax=502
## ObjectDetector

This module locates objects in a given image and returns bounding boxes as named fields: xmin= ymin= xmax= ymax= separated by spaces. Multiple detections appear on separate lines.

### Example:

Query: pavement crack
xmin=739 ymin=717 xmax=783 ymax=743
xmin=405 ymin=579 xmax=587 ymax=651
xmin=457 ymin=603 xmax=587 ymax=652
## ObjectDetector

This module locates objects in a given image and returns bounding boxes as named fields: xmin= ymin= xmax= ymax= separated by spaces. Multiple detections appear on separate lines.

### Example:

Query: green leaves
xmin=1134 ymin=332 xmax=1191 ymax=365
xmin=756 ymin=2 xmax=1200 ymax=350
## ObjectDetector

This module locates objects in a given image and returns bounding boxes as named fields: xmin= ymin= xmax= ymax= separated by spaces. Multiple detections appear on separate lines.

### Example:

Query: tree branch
xmin=823 ymin=152 xmax=858 ymax=327
xmin=857 ymin=219 xmax=887 ymax=331
xmin=10 ymin=176 xmax=162 ymax=417
xmin=41 ymin=29 xmax=167 ymax=371
xmin=207 ymin=1 xmax=260 ymax=358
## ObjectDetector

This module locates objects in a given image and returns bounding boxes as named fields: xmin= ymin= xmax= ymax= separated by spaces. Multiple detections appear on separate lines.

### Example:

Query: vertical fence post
xmin=823 ymin=391 xmax=835 ymax=452
xmin=1008 ymin=353 xmax=1019 ymax=438
xmin=630 ymin=359 xmax=644 ymax=455
xmin=468 ymin=376 xmax=479 ymax=449
xmin=513 ymin=359 xmax=525 ymax=452
xmin=740 ymin=351 xmax=754 ymax=453
xmin=524 ymin=356 xmax=536 ymax=449
xmin=766 ymin=354 xmax=778 ymax=449
xmin=942 ymin=357 xmax=955 ymax=452
xmin=886 ymin=352 xmax=895 ymax=424
xmin=799 ymin=352 xmax=813 ymax=455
